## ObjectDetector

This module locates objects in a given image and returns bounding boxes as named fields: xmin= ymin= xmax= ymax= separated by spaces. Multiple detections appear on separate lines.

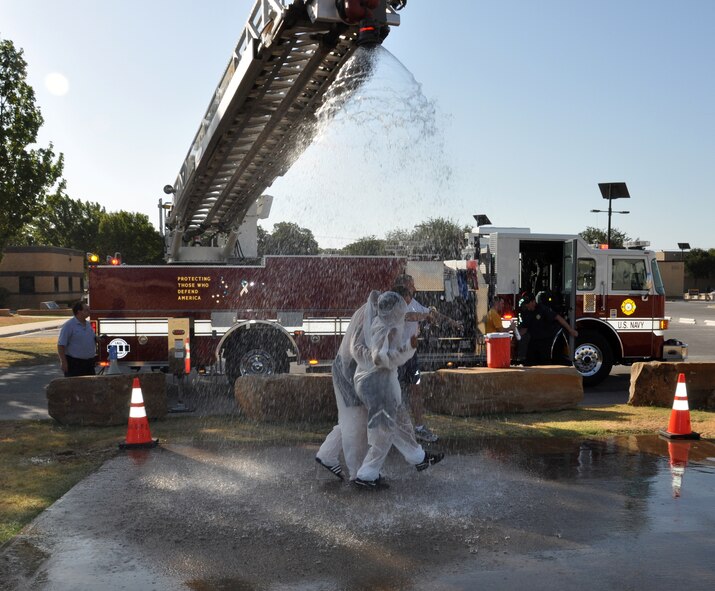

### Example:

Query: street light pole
xmin=596 ymin=182 xmax=631 ymax=248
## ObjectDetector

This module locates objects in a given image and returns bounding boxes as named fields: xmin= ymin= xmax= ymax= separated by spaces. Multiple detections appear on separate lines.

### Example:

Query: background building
xmin=0 ymin=246 xmax=85 ymax=309
xmin=657 ymin=250 xmax=714 ymax=298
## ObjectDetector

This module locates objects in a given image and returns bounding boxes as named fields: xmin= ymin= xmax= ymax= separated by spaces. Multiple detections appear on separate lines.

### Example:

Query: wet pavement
xmin=2 ymin=435 xmax=714 ymax=590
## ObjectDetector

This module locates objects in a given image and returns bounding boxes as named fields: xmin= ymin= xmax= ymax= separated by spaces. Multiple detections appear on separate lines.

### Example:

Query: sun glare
xmin=45 ymin=72 xmax=69 ymax=96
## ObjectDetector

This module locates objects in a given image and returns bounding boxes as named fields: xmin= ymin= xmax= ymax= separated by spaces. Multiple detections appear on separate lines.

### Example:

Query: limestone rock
xmin=46 ymin=373 xmax=168 ymax=426
xmin=420 ymin=366 xmax=583 ymax=416
xmin=235 ymin=374 xmax=336 ymax=422
xmin=234 ymin=367 xmax=583 ymax=422
xmin=628 ymin=362 xmax=715 ymax=409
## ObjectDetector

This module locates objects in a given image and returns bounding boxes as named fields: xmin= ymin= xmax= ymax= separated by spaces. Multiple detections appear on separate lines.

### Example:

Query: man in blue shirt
xmin=57 ymin=301 xmax=99 ymax=377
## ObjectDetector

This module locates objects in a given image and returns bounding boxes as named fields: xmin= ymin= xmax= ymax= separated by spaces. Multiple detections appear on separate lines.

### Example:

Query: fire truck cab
xmin=470 ymin=226 xmax=680 ymax=386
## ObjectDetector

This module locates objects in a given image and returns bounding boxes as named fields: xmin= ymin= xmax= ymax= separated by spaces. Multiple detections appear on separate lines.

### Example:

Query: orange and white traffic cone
xmin=659 ymin=373 xmax=700 ymax=440
xmin=667 ymin=441 xmax=691 ymax=498
xmin=119 ymin=377 xmax=159 ymax=449
xmin=184 ymin=338 xmax=191 ymax=375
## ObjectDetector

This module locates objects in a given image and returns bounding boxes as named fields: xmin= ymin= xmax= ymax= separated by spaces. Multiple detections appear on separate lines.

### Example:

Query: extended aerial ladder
xmin=162 ymin=0 xmax=407 ymax=263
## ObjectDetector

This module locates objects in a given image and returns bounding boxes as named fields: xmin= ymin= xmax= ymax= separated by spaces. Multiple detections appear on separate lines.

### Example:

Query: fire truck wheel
xmin=225 ymin=344 xmax=290 ymax=384
xmin=573 ymin=331 xmax=613 ymax=387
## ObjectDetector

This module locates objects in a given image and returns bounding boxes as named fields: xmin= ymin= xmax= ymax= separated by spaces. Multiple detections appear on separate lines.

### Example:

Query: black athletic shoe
xmin=315 ymin=457 xmax=344 ymax=481
xmin=416 ymin=451 xmax=444 ymax=472
xmin=353 ymin=475 xmax=390 ymax=490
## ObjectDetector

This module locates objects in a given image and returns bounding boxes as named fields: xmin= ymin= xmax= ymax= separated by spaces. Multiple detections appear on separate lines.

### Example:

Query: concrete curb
xmin=0 ymin=320 xmax=66 ymax=338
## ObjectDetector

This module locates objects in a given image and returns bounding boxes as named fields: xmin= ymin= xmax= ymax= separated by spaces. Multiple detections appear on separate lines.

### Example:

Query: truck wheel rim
xmin=573 ymin=343 xmax=602 ymax=377
xmin=239 ymin=350 xmax=275 ymax=375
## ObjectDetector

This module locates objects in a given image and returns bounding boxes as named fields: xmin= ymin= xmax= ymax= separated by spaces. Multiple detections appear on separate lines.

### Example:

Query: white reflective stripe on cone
xmin=130 ymin=388 xmax=144 ymax=404
xmin=672 ymin=399 xmax=690 ymax=411
xmin=129 ymin=405 xmax=147 ymax=418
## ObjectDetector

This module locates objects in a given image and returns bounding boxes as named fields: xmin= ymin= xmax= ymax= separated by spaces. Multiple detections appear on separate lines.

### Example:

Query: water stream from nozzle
xmin=270 ymin=45 xmax=452 ymax=249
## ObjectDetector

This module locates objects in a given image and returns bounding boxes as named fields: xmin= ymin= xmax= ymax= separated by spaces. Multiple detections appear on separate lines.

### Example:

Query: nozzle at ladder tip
xmin=658 ymin=372 xmax=700 ymax=440
xmin=119 ymin=376 xmax=159 ymax=450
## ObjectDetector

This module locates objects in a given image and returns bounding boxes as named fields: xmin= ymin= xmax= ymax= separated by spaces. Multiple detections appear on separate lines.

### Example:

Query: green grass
xmin=0 ymin=337 xmax=58 ymax=369
xmin=2 ymin=407 xmax=713 ymax=545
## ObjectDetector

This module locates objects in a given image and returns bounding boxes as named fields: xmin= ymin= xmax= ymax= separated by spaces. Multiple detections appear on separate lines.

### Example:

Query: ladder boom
xmin=164 ymin=0 xmax=403 ymax=263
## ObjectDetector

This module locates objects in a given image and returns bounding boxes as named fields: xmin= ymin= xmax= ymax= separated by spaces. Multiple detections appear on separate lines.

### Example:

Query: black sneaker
xmin=416 ymin=451 xmax=444 ymax=472
xmin=315 ymin=457 xmax=344 ymax=481
xmin=353 ymin=475 xmax=390 ymax=490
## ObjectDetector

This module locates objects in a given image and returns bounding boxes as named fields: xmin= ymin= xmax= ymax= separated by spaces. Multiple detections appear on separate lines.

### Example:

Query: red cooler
xmin=485 ymin=333 xmax=512 ymax=368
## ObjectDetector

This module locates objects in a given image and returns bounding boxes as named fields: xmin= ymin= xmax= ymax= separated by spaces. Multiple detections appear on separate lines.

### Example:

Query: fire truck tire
xmin=225 ymin=335 xmax=290 ymax=384
xmin=573 ymin=331 xmax=613 ymax=387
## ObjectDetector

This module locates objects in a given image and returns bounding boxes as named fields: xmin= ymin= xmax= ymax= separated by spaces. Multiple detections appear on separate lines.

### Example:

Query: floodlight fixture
xmin=677 ymin=242 xmax=691 ymax=261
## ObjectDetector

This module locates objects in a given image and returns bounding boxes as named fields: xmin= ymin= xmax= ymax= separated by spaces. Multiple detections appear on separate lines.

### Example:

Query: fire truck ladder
xmin=163 ymin=0 xmax=404 ymax=263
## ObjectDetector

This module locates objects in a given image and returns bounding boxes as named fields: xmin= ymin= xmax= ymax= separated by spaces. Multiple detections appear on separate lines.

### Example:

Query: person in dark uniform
xmin=518 ymin=293 xmax=577 ymax=366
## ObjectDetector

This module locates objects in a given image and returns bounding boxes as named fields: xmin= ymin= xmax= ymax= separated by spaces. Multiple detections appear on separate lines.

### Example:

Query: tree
xmin=261 ymin=222 xmax=319 ymax=255
xmin=579 ymin=226 xmax=631 ymax=249
xmin=0 ymin=38 xmax=64 ymax=262
xmin=384 ymin=218 xmax=468 ymax=260
xmin=684 ymin=248 xmax=715 ymax=282
xmin=411 ymin=218 xmax=469 ymax=260
xmin=341 ymin=235 xmax=386 ymax=256
xmin=15 ymin=191 xmax=105 ymax=252
xmin=96 ymin=211 xmax=164 ymax=264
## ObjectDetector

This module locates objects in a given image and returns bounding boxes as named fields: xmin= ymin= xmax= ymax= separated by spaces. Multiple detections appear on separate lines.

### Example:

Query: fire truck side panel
xmin=88 ymin=256 xmax=406 ymax=372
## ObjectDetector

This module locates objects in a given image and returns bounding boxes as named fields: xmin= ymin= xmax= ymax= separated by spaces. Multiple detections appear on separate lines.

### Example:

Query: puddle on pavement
xmin=4 ymin=434 xmax=714 ymax=591
xmin=168 ymin=434 xmax=715 ymax=591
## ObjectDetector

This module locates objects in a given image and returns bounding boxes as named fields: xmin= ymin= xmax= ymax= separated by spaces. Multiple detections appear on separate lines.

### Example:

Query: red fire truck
xmin=87 ymin=2 xmax=684 ymax=387
xmin=468 ymin=227 xmax=686 ymax=386
xmin=88 ymin=228 xmax=684 ymax=387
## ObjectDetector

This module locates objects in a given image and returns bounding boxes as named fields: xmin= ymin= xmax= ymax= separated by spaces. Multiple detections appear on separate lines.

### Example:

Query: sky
xmin=2 ymin=0 xmax=714 ymax=252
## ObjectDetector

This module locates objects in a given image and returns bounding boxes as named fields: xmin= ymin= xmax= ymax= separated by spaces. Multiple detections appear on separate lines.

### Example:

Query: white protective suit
xmin=316 ymin=291 xmax=425 ymax=481
xmin=354 ymin=291 xmax=425 ymax=482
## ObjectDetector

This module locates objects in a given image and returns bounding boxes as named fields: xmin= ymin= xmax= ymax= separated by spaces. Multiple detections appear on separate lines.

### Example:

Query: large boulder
xmin=235 ymin=374 xmax=336 ymax=422
xmin=234 ymin=367 xmax=583 ymax=422
xmin=628 ymin=362 xmax=715 ymax=409
xmin=46 ymin=373 xmax=168 ymax=426
xmin=420 ymin=366 xmax=583 ymax=416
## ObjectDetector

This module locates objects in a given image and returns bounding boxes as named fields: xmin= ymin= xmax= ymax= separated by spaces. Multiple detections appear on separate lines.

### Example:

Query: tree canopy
xmin=383 ymin=217 xmax=468 ymax=260
xmin=579 ymin=226 xmax=631 ymax=249
xmin=260 ymin=222 xmax=319 ymax=256
xmin=17 ymin=190 xmax=105 ymax=252
xmin=341 ymin=235 xmax=387 ymax=256
xmin=96 ymin=211 xmax=164 ymax=265
xmin=684 ymin=248 xmax=715 ymax=281
xmin=0 ymin=38 xmax=64 ymax=262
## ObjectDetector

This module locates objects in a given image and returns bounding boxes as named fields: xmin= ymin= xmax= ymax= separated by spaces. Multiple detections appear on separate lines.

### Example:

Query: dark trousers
xmin=525 ymin=339 xmax=552 ymax=366
xmin=65 ymin=356 xmax=96 ymax=377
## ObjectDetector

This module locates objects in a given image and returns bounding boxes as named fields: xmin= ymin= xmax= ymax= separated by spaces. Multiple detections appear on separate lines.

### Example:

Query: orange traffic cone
xmin=184 ymin=338 xmax=191 ymax=375
xmin=667 ymin=441 xmax=691 ymax=498
xmin=119 ymin=377 xmax=159 ymax=449
xmin=659 ymin=373 xmax=700 ymax=440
